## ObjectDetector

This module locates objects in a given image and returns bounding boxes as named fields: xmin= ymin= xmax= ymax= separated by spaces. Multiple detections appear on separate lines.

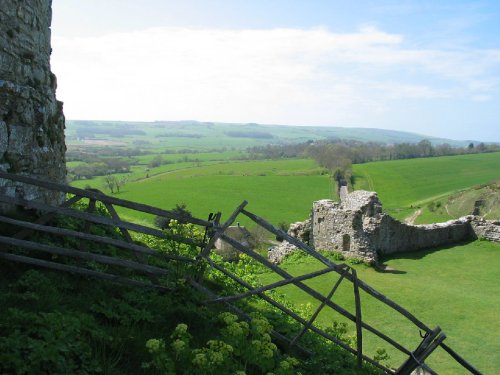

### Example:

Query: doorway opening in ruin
xmin=342 ymin=233 xmax=351 ymax=252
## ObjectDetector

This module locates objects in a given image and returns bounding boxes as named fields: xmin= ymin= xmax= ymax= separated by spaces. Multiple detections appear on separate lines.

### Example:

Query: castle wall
xmin=312 ymin=199 xmax=375 ymax=262
xmin=308 ymin=191 xmax=497 ymax=263
xmin=470 ymin=217 xmax=500 ymax=242
xmin=365 ymin=215 xmax=475 ymax=255
xmin=0 ymin=0 xmax=66 ymax=209
xmin=270 ymin=191 xmax=499 ymax=264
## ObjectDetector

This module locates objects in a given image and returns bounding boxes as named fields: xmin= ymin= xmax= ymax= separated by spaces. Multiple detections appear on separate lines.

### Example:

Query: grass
xmin=258 ymin=240 xmax=500 ymax=374
xmin=414 ymin=180 xmax=500 ymax=224
xmin=353 ymin=152 xmax=500 ymax=220
xmin=72 ymin=159 xmax=334 ymax=226
xmin=118 ymin=174 xmax=331 ymax=225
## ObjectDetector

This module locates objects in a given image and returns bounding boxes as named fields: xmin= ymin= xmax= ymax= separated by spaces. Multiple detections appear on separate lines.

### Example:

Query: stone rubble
xmin=268 ymin=219 xmax=311 ymax=264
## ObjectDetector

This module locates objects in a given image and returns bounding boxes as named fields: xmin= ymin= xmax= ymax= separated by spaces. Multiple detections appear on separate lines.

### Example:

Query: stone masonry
xmin=214 ymin=225 xmax=254 ymax=261
xmin=0 ymin=0 xmax=66 ymax=211
xmin=269 ymin=190 xmax=499 ymax=264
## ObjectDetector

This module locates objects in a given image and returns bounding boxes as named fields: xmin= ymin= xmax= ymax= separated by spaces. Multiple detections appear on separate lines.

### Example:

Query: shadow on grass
xmin=373 ymin=264 xmax=406 ymax=274
xmin=380 ymin=239 xmax=475 ymax=269
xmin=376 ymin=240 xmax=476 ymax=273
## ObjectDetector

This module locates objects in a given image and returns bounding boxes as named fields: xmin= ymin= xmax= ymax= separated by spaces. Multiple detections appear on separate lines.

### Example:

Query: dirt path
xmin=445 ymin=204 xmax=451 ymax=216
xmin=404 ymin=208 xmax=422 ymax=225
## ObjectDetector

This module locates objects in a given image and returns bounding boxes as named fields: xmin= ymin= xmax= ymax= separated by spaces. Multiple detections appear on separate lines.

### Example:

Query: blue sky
xmin=51 ymin=0 xmax=500 ymax=141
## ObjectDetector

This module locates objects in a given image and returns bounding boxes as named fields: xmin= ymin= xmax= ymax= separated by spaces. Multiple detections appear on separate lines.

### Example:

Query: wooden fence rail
xmin=0 ymin=172 xmax=482 ymax=375
xmin=0 ymin=172 xmax=213 ymax=227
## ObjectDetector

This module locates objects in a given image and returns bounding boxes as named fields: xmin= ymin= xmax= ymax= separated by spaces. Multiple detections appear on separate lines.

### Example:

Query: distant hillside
xmin=353 ymin=152 xmax=500 ymax=220
xmin=66 ymin=120 xmax=474 ymax=150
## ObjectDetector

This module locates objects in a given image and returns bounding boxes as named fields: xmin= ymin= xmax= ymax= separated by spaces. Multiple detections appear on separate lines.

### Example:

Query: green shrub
xmin=0 ymin=309 xmax=103 ymax=374
xmin=143 ymin=313 xmax=300 ymax=375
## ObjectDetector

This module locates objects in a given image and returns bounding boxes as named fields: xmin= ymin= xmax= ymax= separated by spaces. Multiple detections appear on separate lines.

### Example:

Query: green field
xmin=258 ymin=241 xmax=500 ymax=374
xmin=72 ymin=158 xmax=334 ymax=226
xmin=71 ymin=151 xmax=500 ymax=226
xmin=353 ymin=152 xmax=500 ymax=220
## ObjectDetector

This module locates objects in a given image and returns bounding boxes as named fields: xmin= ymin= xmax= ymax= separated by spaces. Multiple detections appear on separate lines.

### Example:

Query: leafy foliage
xmin=0 ymin=205 xmax=383 ymax=374
xmin=144 ymin=313 xmax=300 ymax=374
xmin=0 ymin=308 xmax=102 ymax=374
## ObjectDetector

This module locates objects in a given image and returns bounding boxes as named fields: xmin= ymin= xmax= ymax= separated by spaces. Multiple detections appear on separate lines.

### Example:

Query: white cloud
xmin=51 ymin=26 xmax=500 ymax=126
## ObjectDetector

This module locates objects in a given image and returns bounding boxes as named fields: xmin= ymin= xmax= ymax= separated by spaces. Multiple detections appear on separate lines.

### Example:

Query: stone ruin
xmin=0 ymin=0 xmax=66 ymax=211
xmin=214 ymin=225 xmax=254 ymax=261
xmin=270 ymin=190 xmax=500 ymax=264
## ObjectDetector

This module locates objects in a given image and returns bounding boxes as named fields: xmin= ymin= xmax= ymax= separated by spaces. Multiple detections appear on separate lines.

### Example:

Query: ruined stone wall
xmin=268 ymin=219 xmax=311 ymax=264
xmin=365 ymin=215 xmax=475 ymax=256
xmin=470 ymin=217 xmax=500 ymax=242
xmin=311 ymin=193 xmax=381 ymax=263
xmin=285 ymin=190 xmax=499 ymax=264
xmin=0 ymin=0 xmax=66 ymax=209
xmin=214 ymin=226 xmax=253 ymax=261
xmin=269 ymin=191 xmax=499 ymax=264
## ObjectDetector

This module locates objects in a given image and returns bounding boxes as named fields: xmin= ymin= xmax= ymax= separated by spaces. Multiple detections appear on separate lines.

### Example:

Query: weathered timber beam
xmin=206 ymin=265 xmax=338 ymax=304
xmin=352 ymin=268 xmax=363 ymax=369
xmin=0 ymin=235 xmax=169 ymax=276
xmin=440 ymin=343 xmax=483 ymax=375
xmin=0 ymin=252 xmax=170 ymax=291
xmin=219 ymin=233 xmax=411 ymax=355
xmin=0 ymin=172 xmax=212 ymax=227
xmin=201 ymin=256 xmax=394 ymax=374
xmin=199 ymin=200 xmax=248 ymax=258
xmin=79 ymin=198 xmax=97 ymax=251
xmin=290 ymin=269 xmax=347 ymax=348
xmin=241 ymin=208 xmax=432 ymax=333
xmin=0 ymin=194 xmax=204 ymax=248
xmin=0 ymin=215 xmax=194 ymax=263
xmin=103 ymin=202 xmax=147 ymax=262
xmin=13 ymin=194 xmax=83 ymax=239
xmin=396 ymin=327 xmax=443 ymax=375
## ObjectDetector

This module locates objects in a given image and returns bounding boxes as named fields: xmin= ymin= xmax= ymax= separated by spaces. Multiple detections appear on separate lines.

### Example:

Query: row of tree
xmin=69 ymin=158 xmax=131 ymax=180
xmin=66 ymin=147 xmax=147 ymax=163
xmin=248 ymin=139 xmax=498 ymax=164
xmin=248 ymin=139 xmax=500 ymax=187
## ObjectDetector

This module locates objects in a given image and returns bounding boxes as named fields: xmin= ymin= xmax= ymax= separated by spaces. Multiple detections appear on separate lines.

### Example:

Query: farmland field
xmin=353 ymin=152 xmax=500 ymax=220
xmin=70 ymin=152 xmax=500 ymax=225
xmin=72 ymin=158 xmax=334 ymax=225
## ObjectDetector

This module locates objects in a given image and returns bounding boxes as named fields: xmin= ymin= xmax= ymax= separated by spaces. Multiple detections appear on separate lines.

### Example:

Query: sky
xmin=50 ymin=0 xmax=500 ymax=141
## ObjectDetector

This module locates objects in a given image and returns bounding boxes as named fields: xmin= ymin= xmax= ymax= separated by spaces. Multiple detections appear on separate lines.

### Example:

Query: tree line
xmin=69 ymin=158 xmax=132 ymax=180
xmin=247 ymin=139 xmax=500 ymax=186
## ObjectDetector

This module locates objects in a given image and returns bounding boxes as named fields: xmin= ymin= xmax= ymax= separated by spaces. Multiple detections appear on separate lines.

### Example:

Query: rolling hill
xmin=66 ymin=120 xmax=479 ymax=150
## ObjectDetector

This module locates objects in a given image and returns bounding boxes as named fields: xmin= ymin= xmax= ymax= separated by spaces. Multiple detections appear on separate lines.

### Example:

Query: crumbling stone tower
xmin=0 ymin=0 xmax=66 ymax=208
xmin=311 ymin=191 xmax=382 ymax=263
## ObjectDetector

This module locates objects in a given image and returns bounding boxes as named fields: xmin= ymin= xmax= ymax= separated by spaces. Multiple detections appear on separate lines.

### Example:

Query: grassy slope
xmin=73 ymin=159 xmax=333 ymax=226
xmin=353 ymin=152 xmax=500 ymax=220
xmin=258 ymin=241 xmax=500 ymax=374
xmin=415 ymin=180 xmax=500 ymax=224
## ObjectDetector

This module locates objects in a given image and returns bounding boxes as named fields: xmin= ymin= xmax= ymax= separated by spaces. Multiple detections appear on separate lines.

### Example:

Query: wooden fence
xmin=0 ymin=172 xmax=482 ymax=375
